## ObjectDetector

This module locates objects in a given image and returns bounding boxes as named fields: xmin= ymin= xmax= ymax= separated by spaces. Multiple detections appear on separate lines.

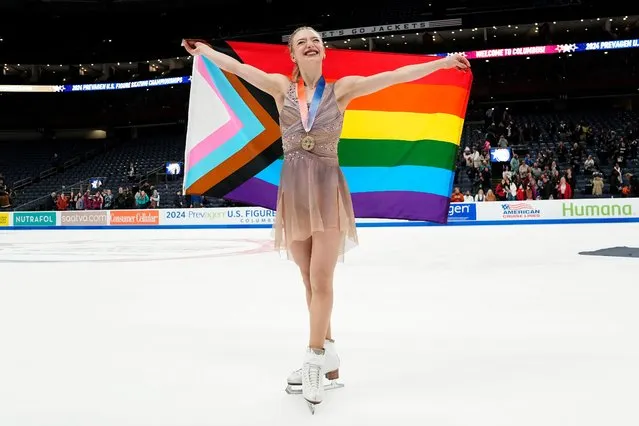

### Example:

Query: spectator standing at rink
xmin=56 ymin=193 xmax=68 ymax=210
xmin=90 ymin=191 xmax=104 ymax=209
xmin=556 ymin=176 xmax=573 ymax=199
xmin=190 ymin=194 xmax=202 ymax=208
xmin=0 ymin=184 xmax=12 ymax=211
xmin=135 ymin=190 xmax=149 ymax=208
xmin=494 ymin=180 xmax=506 ymax=200
xmin=592 ymin=173 xmax=604 ymax=197
xmin=43 ymin=192 xmax=56 ymax=210
xmin=451 ymin=187 xmax=465 ymax=202
xmin=173 ymin=190 xmax=185 ymax=208
xmin=103 ymin=189 xmax=114 ymax=209
xmin=75 ymin=194 xmax=84 ymax=210
xmin=114 ymin=188 xmax=127 ymax=209
xmin=150 ymin=189 xmax=160 ymax=208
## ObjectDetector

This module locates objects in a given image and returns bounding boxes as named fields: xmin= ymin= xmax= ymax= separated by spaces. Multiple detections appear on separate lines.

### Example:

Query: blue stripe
xmin=254 ymin=160 xmax=454 ymax=198
xmin=4 ymin=216 xmax=639 ymax=231
xmin=184 ymin=58 xmax=265 ymax=188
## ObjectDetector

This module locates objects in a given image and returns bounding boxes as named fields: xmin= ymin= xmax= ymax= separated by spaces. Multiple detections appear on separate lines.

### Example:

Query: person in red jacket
xmin=556 ymin=176 xmax=572 ymax=199
xmin=494 ymin=180 xmax=506 ymax=200
xmin=451 ymin=187 xmax=465 ymax=202
xmin=56 ymin=193 xmax=68 ymax=211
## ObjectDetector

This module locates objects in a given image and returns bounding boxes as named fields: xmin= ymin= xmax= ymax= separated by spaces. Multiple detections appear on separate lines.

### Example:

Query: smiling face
xmin=289 ymin=27 xmax=325 ymax=65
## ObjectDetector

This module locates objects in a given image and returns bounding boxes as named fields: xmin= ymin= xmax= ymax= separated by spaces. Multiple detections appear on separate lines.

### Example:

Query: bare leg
xmin=289 ymin=237 xmax=312 ymax=306
xmin=290 ymin=236 xmax=333 ymax=343
xmin=307 ymin=229 xmax=342 ymax=349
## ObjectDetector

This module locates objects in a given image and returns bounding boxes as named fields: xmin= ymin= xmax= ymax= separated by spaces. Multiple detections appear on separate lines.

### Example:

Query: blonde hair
xmin=287 ymin=26 xmax=322 ymax=82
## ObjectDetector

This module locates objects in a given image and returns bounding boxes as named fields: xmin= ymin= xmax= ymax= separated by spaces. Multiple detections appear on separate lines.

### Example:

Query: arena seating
xmin=454 ymin=109 xmax=639 ymax=200
xmin=6 ymin=136 xmax=185 ymax=211
xmin=0 ymin=139 xmax=87 ymax=189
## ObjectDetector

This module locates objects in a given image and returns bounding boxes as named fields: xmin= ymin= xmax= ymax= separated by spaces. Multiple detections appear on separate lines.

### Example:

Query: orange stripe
xmin=346 ymin=84 xmax=468 ymax=116
xmin=187 ymin=72 xmax=281 ymax=195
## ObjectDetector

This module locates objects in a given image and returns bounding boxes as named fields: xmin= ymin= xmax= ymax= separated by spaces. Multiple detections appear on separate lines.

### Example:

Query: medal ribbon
xmin=297 ymin=76 xmax=326 ymax=133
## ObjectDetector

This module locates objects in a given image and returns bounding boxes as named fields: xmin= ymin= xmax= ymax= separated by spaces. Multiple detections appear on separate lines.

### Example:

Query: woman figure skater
xmin=183 ymin=27 xmax=469 ymax=406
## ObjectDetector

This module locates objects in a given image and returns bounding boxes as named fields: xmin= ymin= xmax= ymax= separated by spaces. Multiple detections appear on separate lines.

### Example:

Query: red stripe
xmin=227 ymin=41 xmax=471 ymax=89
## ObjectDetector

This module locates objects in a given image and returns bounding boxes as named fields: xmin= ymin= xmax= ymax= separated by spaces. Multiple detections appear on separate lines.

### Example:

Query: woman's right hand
xmin=182 ymin=39 xmax=210 ymax=56
xmin=181 ymin=37 xmax=289 ymax=103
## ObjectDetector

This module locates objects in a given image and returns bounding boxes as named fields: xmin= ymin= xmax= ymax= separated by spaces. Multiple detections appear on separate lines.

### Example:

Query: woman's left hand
xmin=442 ymin=54 xmax=471 ymax=70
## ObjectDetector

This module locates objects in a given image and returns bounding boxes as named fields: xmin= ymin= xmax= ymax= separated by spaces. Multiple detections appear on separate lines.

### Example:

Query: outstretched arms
xmin=183 ymin=39 xmax=290 ymax=103
xmin=334 ymin=54 xmax=470 ymax=111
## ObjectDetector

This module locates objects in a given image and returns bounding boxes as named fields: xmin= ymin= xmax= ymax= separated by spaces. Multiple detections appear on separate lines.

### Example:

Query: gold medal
xmin=297 ymin=76 xmax=325 ymax=153
xmin=301 ymin=135 xmax=315 ymax=151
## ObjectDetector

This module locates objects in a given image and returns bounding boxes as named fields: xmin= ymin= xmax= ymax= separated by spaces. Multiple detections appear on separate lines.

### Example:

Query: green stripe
xmin=276 ymin=139 xmax=459 ymax=171
xmin=337 ymin=139 xmax=458 ymax=170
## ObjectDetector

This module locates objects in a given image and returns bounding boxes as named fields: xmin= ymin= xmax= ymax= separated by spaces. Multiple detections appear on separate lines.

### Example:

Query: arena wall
xmin=2 ymin=198 xmax=639 ymax=229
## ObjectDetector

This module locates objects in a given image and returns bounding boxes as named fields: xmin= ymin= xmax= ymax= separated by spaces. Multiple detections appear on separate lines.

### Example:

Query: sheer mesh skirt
xmin=272 ymin=152 xmax=358 ymax=261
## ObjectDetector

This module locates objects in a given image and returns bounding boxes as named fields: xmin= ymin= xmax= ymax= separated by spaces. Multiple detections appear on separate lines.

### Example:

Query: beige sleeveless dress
xmin=272 ymin=81 xmax=358 ymax=261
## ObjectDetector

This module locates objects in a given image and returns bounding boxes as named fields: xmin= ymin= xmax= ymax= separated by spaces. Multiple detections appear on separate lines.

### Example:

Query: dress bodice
xmin=279 ymin=82 xmax=344 ymax=160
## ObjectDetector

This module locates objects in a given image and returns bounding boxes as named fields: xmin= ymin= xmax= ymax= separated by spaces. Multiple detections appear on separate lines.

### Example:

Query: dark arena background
xmin=1 ymin=1 xmax=638 ymax=425
xmin=0 ymin=0 xmax=637 ymax=210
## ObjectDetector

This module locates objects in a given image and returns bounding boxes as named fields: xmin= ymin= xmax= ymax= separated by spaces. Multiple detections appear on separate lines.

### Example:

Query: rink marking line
xmin=2 ymin=217 xmax=639 ymax=231
xmin=0 ymin=238 xmax=274 ymax=262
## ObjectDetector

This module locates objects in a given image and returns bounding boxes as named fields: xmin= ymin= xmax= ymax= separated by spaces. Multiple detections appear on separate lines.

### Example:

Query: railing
xmin=13 ymin=162 xmax=177 ymax=211
xmin=12 ymin=176 xmax=33 ymax=190
xmin=63 ymin=157 xmax=81 ymax=169
xmin=13 ymin=177 xmax=91 ymax=211
xmin=40 ymin=167 xmax=56 ymax=180
xmin=7 ymin=138 xmax=121 ymax=192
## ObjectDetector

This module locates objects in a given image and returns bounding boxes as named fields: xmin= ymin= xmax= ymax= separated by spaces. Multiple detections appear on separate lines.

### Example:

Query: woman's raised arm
xmin=334 ymin=54 xmax=470 ymax=111
xmin=183 ymin=39 xmax=290 ymax=102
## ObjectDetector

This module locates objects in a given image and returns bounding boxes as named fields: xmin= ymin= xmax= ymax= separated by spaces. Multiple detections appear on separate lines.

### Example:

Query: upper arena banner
xmin=437 ymin=38 xmax=639 ymax=59
xmin=0 ymin=76 xmax=190 ymax=93
xmin=182 ymin=41 xmax=473 ymax=224
xmin=281 ymin=18 xmax=463 ymax=41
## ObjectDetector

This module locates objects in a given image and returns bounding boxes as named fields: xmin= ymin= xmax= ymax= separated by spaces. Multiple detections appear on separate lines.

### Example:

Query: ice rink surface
xmin=0 ymin=222 xmax=638 ymax=426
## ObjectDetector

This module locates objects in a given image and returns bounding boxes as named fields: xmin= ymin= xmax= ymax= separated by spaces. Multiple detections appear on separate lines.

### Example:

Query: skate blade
xmin=305 ymin=396 xmax=323 ymax=415
xmin=285 ymin=380 xmax=344 ymax=395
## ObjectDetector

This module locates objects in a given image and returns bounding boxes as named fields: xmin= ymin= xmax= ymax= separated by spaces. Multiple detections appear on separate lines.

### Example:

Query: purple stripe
xmin=225 ymin=177 xmax=278 ymax=210
xmin=351 ymin=191 xmax=449 ymax=223
xmin=224 ymin=178 xmax=450 ymax=223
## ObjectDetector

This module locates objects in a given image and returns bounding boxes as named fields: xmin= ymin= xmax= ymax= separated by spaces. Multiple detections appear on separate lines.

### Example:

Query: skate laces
xmin=304 ymin=362 xmax=322 ymax=389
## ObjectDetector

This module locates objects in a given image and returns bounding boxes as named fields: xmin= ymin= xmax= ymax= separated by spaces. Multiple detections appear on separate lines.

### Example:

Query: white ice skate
xmin=285 ymin=339 xmax=343 ymax=397
xmin=301 ymin=347 xmax=327 ymax=414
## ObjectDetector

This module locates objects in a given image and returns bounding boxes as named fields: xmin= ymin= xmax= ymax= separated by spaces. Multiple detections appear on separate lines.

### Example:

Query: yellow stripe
xmin=342 ymin=111 xmax=464 ymax=145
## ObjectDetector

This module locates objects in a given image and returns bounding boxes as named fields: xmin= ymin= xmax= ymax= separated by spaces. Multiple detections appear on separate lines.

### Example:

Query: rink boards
xmin=1 ymin=197 xmax=639 ymax=230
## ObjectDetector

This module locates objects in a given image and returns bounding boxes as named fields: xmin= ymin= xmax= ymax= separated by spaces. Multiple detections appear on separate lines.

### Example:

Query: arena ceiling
xmin=0 ymin=0 xmax=630 ymax=18
xmin=0 ymin=0 xmax=636 ymax=65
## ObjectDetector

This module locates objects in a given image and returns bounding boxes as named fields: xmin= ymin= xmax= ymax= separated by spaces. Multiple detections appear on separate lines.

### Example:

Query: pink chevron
xmin=186 ymin=58 xmax=244 ymax=168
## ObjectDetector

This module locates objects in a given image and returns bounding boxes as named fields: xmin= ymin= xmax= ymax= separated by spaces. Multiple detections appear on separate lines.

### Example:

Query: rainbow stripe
xmin=184 ymin=41 xmax=472 ymax=223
